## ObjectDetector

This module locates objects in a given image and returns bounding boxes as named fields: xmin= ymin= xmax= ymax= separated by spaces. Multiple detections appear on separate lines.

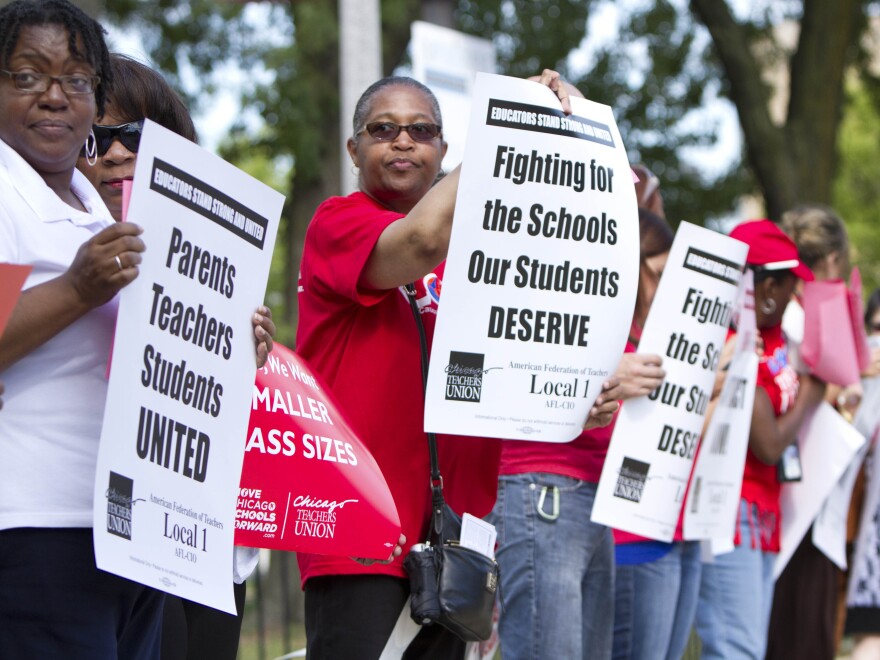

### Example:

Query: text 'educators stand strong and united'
xmin=425 ymin=73 xmax=640 ymax=443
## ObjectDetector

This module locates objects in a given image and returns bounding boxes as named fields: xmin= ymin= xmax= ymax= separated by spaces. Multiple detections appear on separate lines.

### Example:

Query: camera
xmin=404 ymin=543 xmax=441 ymax=624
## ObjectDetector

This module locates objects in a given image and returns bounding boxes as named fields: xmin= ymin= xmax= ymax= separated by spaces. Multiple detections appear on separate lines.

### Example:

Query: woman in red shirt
xmin=695 ymin=219 xmax=826 ymax=659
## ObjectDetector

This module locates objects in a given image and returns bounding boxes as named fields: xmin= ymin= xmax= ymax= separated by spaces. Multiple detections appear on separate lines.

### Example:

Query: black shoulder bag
xmin=401 ymin=283 xmax=499 ymax=643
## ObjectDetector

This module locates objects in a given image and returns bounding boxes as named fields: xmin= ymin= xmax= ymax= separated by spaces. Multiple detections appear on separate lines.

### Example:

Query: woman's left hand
xmin=252 ymin=305 xmax=275 ymax=368
xmin=534 ymin=69 xmax=575 ymax=115
xmin=351 ymin=533 xmax=407 ymax=566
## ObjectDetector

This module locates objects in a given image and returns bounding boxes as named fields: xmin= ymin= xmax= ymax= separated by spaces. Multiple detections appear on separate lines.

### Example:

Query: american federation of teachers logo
xmin=613 ymin=457 xmax=650 ymax=503
xmin=445 ymin=351 xmax=486 ymax=403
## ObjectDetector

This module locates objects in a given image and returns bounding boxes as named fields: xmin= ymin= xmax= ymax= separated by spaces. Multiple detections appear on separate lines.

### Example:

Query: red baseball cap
xmin=729 ymin=219 xmax=814 ymax=281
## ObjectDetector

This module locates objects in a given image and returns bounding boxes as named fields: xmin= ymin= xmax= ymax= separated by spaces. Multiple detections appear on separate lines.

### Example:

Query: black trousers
xmin=161 ymin=581 xmax=247 ymax=660
xmin=0 ymin=527 xmax=165 ymax=660
xmin=304 ymin=574 xmax=466 ymax=660
xmin=765 ymin=532 xmax=839 ymax=660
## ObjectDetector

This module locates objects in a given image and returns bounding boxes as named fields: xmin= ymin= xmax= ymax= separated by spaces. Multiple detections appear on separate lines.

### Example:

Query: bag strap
xmin=404 ymin=282 xmax=447 ymax=543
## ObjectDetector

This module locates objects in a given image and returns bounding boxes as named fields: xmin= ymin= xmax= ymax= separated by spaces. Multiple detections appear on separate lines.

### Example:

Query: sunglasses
xmin=91 ymin=120 xmax=145 ymax=156
xmin=361 ymin=121 xmax=441 ymax=143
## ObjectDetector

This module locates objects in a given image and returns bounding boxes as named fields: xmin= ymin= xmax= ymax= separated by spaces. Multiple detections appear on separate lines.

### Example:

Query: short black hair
xmin=0 ymin=0 xmax=112 ymax=115
xmin=104 ymin=54 xmax=196 ymax=143
xmin=351 ymin=76 xmax=442 ymax=136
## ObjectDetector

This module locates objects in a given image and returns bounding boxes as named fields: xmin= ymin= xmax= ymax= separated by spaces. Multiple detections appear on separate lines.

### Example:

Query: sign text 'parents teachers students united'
xmin=133 ymin=161 xmax=268 ymax=485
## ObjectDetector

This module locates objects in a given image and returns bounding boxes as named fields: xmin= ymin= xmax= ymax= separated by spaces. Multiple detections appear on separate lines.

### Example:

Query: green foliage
xmin=457 ymin=0 xmax=590 ymax=76
xmin=574 ymin=0 xmax=751 ymax=227
xmin=833 ymin=78 xmax=880 ymax=297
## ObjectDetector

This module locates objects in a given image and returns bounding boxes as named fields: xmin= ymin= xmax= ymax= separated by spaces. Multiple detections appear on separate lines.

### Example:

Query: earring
xmin=84 ymin=129 xmax=97 ymax=166
xmin=760 ymin=298 xmax=777 ymax=315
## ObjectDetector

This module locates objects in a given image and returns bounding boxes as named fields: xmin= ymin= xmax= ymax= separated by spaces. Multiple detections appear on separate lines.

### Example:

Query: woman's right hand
xmin=63 ymin=222 xmax=145 ymax=307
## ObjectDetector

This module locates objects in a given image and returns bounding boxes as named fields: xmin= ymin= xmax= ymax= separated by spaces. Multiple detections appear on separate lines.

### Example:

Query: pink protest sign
xmin=801 ymin=267 xmax=871 ymax=386
xmin=234 ymin=343 xmax=401 ymax=559
xmin=0 ymin=263 xmax=31 ymax=337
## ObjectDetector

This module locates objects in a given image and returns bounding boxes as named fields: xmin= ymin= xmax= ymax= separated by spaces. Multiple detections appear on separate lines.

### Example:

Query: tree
xmin=101 ymin=0 xmax=880 ymax=323
xmin=690 ymin=0 xmax=872 ymax=221
xmin=833 ymin=78 xmax=880 ymax=295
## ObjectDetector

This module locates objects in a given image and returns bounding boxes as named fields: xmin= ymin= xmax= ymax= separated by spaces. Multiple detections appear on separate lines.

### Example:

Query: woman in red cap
xmin=694 ymin=219 xmax=826 ymax=659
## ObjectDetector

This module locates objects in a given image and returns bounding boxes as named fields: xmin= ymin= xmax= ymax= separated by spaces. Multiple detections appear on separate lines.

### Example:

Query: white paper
xmin=460 ymin=512 xmax=497 ymax=558
xmin=774 ymin=403 xmax=866 ymax=579
xmin=591 ymin=222 xmax=748 ymax=541
xmin=812 ymin=443 xmax=867 ymax=569
xmin=684 ymin=271 xmax=758 ymax=545
xmin=848 ymin=439 xmax=880 ymax=607
xmin=424 ymin=72 xmax=640 ymax=442
xmin=92 ymin=121 xmax=283 ymax=613
xmin=410 ymin=21 xmax=496 ymax=172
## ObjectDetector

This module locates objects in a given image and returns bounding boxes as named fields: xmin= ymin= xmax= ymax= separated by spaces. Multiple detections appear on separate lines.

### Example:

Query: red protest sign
xmin=0 ymin=263 xmax=31 ymax=337
xmin=234 ymin=343 xmax=401 ymax=560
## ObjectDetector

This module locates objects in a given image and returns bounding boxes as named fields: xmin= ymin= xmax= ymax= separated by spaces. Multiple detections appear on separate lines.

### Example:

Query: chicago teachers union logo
xmin=106 ymin=471 xmax=135 ymax=540
xmin=613 ymin=457 xmax=650 ymax=503
xmin=445 ymin=351 xmax=485 ymax=403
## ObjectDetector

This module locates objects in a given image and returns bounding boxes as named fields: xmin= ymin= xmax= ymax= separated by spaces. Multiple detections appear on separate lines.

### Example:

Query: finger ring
xmin=115 ymin=255 xmax=123 ymax=271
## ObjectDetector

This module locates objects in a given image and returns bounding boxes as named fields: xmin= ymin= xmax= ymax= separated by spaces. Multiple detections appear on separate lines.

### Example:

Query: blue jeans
xmin=613 ymin=540 xmax=703 ymax=660
xmin=490 ymin=473 xmax=613 ymax=660
xmin=695 ymin=500 xmax=776 ymax=659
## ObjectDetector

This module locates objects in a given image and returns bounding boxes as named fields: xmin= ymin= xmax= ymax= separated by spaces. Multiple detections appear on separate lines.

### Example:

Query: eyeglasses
xmin=1 ymin=69 xmax=99 ymax=95
xmin=93 ymin=121 xmax=144 ymax=156
xmin=361 ymin=121 xmax=442 ymax=143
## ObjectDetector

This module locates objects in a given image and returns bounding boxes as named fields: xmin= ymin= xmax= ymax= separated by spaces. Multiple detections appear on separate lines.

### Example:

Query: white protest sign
xmin=424 ymin=73 xmax=640 ymax=442
xmin=410 ymin=21 xmax=496 ymax=171
xmin=591 ymin=222 xmax=747 ymax=541
xmin=774 ymin=402 xmax=865 ymax=578
xmin=847 ymin=430 xmax=880 ymax=608
xmin=93 ymin=121 xmax=283 ymax=613
xmin=684 ymin=270 xmax=758 ymax=544
xmin=812 ymin=443 xmax=866 ymax=569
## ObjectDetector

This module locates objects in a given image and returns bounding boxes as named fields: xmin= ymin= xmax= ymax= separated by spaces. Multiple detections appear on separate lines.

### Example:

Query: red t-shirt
xmin=295 ymin=192 xmax=500 ymax=586
xmin=498 ymin=341 xmax=635 ymax=482
xmin=738 ymin=323 xmax=798 ymax=552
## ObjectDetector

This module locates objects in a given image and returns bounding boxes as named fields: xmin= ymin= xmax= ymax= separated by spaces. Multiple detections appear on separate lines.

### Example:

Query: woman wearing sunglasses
xmin=296 ymin=72 xmax=623 ymax=659
xmin=75 ymin=53 xmax=272 ymax=660
xmin=77 ymin=54 xmax=193 ymax=219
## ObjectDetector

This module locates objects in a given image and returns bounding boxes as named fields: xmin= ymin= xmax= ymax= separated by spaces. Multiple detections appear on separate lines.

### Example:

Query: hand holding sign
xmin=236 ymin=343 xmax=401 ymax=560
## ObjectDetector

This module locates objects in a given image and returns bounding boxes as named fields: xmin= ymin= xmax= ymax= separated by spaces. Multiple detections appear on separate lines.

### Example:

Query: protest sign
xmin=411 ymin=21 xmax=496 ymax=171
xmin=847 ymin=428 xmax=880 ymax=609
xmin=800 ymin=267 xmax=871 ymax=386
xmin=774 ymin=402 xmax=865 ymax=578
xmin=424 ymin=72 xmax=640 ymax=442
xmin=683 ymin=270 xmax=758 ymax=543
xmin=235 ymin=343 xmax=401 ymax=559
xmin=93 ymin=121 xmax=283 ymax=613
xmin=812 ymin=443 xmax=867 ymax=569
xmin=0 ymin=263 xmax=31 ymax=336
xmin=591 ymin=222 xmax=747 ymax=541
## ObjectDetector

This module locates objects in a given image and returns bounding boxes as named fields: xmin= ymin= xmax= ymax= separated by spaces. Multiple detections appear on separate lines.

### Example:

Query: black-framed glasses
xmin=361 ymin=121 xmax=442 ymax=143
xmin=93 ymin=120 xmax=145 ymax=156
xmin=0 ymin=69 xmax=99 ymax=95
